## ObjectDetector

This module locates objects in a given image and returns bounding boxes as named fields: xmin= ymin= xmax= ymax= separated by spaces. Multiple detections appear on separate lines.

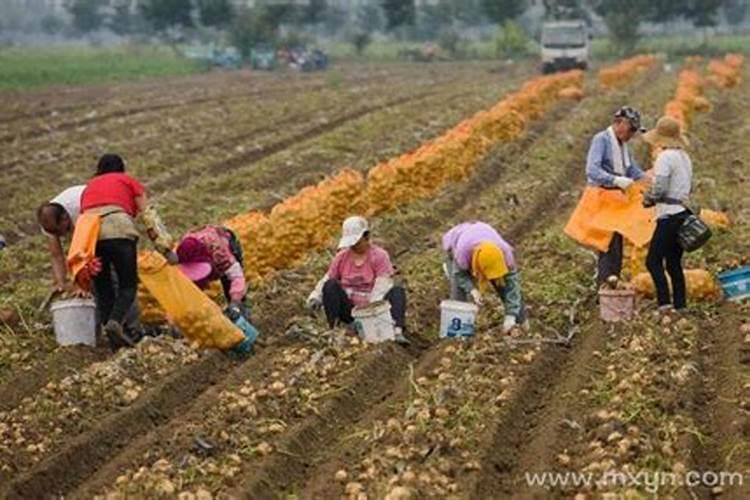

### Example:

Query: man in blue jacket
xmin=586 ymin=106 xmax=647 ymax=284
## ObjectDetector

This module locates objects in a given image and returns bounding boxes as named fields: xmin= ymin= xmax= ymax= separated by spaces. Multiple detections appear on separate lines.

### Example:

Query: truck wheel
xmin=578 ymin=62 xmax=588 ymax=71
xmin=542 ymin=63 xmax=554 ymax=74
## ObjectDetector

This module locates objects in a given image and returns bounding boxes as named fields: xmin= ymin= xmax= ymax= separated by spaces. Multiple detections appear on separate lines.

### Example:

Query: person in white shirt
xmin=37 ymin=185 xmax=86 ymax=294
xmin=37 ymin=183 xmax=143 ymax=340
xmin=642 ymin=116 xmax=693 ymax=311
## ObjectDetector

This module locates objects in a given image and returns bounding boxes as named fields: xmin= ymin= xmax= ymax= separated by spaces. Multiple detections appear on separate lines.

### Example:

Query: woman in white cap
xmin=642 ymin=116 xmax=693 ymax=312
xmin=306 ymin=216 xmax=408 ymax=344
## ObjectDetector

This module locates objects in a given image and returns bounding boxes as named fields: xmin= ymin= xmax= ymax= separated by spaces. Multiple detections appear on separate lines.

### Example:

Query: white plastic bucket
xmin=440 ymin=300 xmax=479 ymax=338
xmin=352 ymin=300 xmax=395 ymax=344
xmin=50 ymin=299 xmax=97 ymax=347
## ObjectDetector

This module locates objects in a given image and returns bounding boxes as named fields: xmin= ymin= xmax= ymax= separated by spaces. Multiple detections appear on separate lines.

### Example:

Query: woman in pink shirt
xmin=307 ymin=216 xmax=408 ymax=344
xmin=176 ymin=225 xmax=248 ymax=314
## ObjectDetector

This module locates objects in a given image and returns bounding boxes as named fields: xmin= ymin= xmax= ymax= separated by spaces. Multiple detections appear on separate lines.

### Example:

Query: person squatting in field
xmin=442 ymin=221 xmax=528 ymax=334
xmin=306 ymin=216 xmax=409 ymax=344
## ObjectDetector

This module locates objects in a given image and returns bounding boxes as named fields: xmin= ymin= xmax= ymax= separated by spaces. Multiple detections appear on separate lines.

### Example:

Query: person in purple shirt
xmin=442 ymin=221 xmax=527 ymax=334
xmin=586 ymin=106 xmax=647 ymax=284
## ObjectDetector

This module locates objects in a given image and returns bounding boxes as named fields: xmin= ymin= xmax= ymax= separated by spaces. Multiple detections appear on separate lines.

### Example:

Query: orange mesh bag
xmin=138 ymin=251 xmax=244 ymax=350
xmin=224 ymin=212 xmax=274 ymax=283
xmin=631 ymin=269 xmax=722 ymax=301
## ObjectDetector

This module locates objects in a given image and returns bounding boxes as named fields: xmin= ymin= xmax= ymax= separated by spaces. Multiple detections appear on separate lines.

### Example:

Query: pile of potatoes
xmin=664 ymin=69 xmax=710 ymax=132
xmin=598 ymin=55 xmax=658 ymax=89
xmin=708 ymin=53 xmax=744 ymax=88
xmin=366 ymin=70 xmax=582 ymax=215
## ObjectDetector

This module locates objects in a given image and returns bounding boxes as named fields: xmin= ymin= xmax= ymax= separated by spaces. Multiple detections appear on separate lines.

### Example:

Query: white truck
xmin=541 ymin=20 xmax=590 ymax=74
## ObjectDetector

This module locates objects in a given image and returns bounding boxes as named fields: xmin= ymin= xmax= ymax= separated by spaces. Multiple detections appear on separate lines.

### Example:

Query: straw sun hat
xmin=642 ymin=116 xmax=689 ymax=149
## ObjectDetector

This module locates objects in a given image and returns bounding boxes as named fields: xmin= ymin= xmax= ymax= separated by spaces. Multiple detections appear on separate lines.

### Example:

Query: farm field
xmin=0 ymin=57 xmax=748 ymax=500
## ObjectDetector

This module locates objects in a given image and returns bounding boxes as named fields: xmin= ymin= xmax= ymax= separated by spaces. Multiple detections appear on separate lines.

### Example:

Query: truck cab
xmin=541 ymin=20 xmax=590 ymax=74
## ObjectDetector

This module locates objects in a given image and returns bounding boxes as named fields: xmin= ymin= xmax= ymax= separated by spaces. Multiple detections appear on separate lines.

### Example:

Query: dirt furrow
xmin=285 ymin=67 xmax=671 ymax=499
xmin=0 ymin=69 xmax=529 ymax=493
xmin=1 ymin=343 xmax=286 ymax=499
xmin=0 ymin=344 xmax=108 ymax=413
xmin=0 ymin=70 xmax=511 ymax=249
xmin=0 ymin=70 xmax=403 ymax=142
xmin=683 ymin=77 xmax=750 ymax=500
xmin=243 ymin=73 xmax=657 ymax=497
xmin=148 ymin=90 xmax=439 ymax=193
xmin=59 ymin=75 xmax=576 ymax=499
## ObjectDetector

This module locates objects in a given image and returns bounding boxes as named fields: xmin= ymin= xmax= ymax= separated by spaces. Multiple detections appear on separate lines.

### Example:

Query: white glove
xmin=612 ymin=176 xmax=634 ymax=190
xmin=306 ymin=294 xmax=322 ymax=311
xmin=469 ymin=289 xmax=484 ymax=306
xmin=502 ymin=315 xmax=517 ymax=334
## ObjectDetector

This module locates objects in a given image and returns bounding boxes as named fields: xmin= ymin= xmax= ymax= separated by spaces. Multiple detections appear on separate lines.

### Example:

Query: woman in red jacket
xmin=80 ymin=154 xmax=173 ymax=349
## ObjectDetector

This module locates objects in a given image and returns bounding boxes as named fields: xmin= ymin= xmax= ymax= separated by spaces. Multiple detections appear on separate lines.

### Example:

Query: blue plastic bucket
xmin=231 ymin=316 xmax=259 ymax=354
xmin=717 ymin=266 xmax=750 ymax=302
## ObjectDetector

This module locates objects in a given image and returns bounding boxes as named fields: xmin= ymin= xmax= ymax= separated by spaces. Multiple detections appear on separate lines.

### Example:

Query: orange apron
xmin=66 ymin=212 xmax=103 ymax=291
xmin=564 ymin=183 xmax=655 ymax=252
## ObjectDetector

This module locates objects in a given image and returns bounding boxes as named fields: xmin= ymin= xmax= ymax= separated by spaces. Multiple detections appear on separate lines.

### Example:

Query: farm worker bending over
xmin=306 ymin=216 xmax=409 ymax=344
xmin=442 ymin=222 xmax=527 ymax=334
xmin=176 ymin=225 xmax=249 ymax=315
xmin=37 ymin=183 xmax=142 ymax=335
xmin=37 ymin=184 xmax=86 ymax=295
xmin=73 ymin=154 xmax=175 ymax=350
xmin=565 ymin=106 xmax=653 ymax=285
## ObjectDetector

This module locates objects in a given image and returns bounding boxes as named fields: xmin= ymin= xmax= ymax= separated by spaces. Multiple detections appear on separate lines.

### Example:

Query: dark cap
xmin=613 ymin=106 xmax=645 ymax=133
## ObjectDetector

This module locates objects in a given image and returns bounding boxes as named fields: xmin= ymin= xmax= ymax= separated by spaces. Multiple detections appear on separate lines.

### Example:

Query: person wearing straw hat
xmin=306 ymin=216 xmax=409 ymax=344
xmin=176 ymin=225 xmax=249 ymax=315
xmin=442 ymin=221 xmax=527 ymax=335
xmin=642 ymin=116 xmax=693 ymax=312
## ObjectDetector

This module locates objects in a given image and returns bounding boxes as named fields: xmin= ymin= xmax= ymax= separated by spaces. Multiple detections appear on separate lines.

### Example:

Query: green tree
xmin=592 ymin=0 xmax=651 ymax=54
xmin=724 ymin=0 xmax=749 ymax=26
xmin=382 ymin=0 xmax=416 ymax=29
xmin=196 ymin=0 xmax=235 ymax=28
xmin=109 ymin=0 xmax=146 ymax=35
xmin=543 ymin=0 xmax=589 ymax=20
xmin=645 ymin=0 xmax=682 ymax=23
xmin=139 ymin=0 xmax=193 ymax=31
xmin=686 ymin=0 xmax=724 ymax=28
xmin=40 ymin=14 xmax=65 ymax=35
xmin=355 ymin=4 xmax=386 ymax=33
xmin=302 ymin=0 xmax=328 ymax=24
xmin=495 ymin=19 xmax=529 ymax=57
xmin=66 ymin=0 xmax=106 ymax=33
xmin=229 ymin=7 xmax=277 ymax=58
xmin=350 ymin=30 xmax=372 ymax=55
xmin=481 ymin=0 xmax=527 ymax=23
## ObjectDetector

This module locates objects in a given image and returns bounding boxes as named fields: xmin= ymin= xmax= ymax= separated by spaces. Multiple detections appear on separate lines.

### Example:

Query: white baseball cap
xmin=337 ymin=216 xmax=369 ymax=249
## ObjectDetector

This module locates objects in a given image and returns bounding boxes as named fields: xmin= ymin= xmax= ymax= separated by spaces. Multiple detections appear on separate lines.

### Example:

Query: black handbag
xmin=677 ymin=211 xmax=712 ymax=252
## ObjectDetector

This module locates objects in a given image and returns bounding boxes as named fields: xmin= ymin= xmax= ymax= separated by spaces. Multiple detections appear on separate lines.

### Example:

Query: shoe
xmin=521 ymin=319 xmax=530 ymax=332
xmin=104 ymin=320 xmax=134 ymax=350
xmin=394 ymin=327 xmax=411 ymax=345
xmin=502 ymin=315 xmax=517 ymax=335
